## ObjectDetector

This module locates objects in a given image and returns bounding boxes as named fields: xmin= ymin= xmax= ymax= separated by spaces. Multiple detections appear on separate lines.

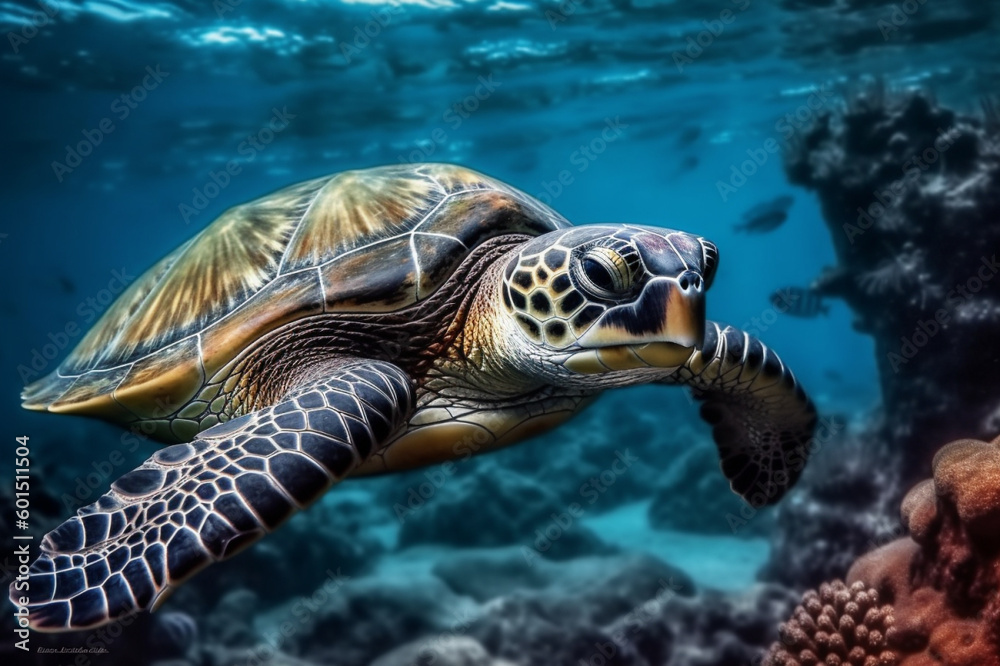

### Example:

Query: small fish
xmin=735 ymin=210 xmax=787 ymax=233
xmin=735 ymin=195 xmax=794 ymax=234
xmin=57 ymin=275 xmax=75 ymax=294
xmin=823 ymin=368 xmax=844 ymax=382
xmin=676 ymin=125 xmax=701 ymax=148
xmin=671 ymin=155 xmax=699 ymax=177
xmin=507 ymin=151 xmax=539 ymax=173
xmin=770 ymin=287 xmax=829 ymax=318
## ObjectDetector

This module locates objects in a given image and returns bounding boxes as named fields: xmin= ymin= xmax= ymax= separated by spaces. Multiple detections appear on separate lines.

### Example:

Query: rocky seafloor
xmin=3 ymin=387 xmax=800 ymax=666
xmin=6 ymin=90 xmax=1000 ymax=665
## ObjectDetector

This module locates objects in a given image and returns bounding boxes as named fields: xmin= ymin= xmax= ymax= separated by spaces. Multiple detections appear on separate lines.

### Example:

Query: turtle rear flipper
xmin=10 ymin=360 xmax=413 ymax=631
xmin=667 ymin=322 xmax=818 ymax=506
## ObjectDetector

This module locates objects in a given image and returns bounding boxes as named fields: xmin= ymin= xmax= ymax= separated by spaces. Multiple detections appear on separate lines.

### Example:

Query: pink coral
xmin=769 ymin=435 xmax=1000 ymax=666
xmin=765 ymin=579 xmax=899 ymax=666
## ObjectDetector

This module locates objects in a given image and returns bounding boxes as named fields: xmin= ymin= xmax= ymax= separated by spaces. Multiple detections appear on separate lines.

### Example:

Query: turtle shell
xmin=24 ymin=164 xmax=570 ymax=433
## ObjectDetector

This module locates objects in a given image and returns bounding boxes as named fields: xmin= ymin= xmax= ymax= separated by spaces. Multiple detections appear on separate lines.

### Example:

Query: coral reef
xmin=766 ymin=89 xmax=1000 ymax=592
xmin=766 ymin=435 xmax=1000 ymax=665
xmin=785 ymin=90 xmax=1000 ymax=485
xmin=764 ymin=580 xmax=899 ymax=666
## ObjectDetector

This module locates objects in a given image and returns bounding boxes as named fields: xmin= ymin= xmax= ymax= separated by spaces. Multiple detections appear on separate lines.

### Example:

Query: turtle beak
xmin=563 ymin=275 xmax=706 ymax=374
xmin=577 ymin=275 xmax=706 ymax=351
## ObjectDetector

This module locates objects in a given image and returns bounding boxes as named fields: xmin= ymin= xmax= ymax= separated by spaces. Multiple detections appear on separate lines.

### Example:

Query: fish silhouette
xmin=57 ymin=275 xmax=76 ymax=294
xmin=671 ymin=155 xmax=700 ymax=176
xmin=676 ymin=125 xmax=701 ymax=148
xmin=770 ymin=286 xmax=829 ymax=318
xmin=735 ymin=195 xmax=794 ymax=233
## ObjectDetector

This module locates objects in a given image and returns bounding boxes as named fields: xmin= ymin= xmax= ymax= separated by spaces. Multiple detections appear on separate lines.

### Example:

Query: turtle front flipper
xmin=664 ymin=321 xmax=818 ymax=506
xmin=10 ymin=360 xmax=413 ymax=632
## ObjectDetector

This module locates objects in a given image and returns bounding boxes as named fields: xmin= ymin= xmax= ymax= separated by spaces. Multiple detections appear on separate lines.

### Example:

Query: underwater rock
xmin=168 ymin=548 xmax=791 ymax=666
xmin=149 ymin=611 xmax=200 ymax=660
xmin=432 ymin=548 xmax=553 ymax=602
xmin=370 ymin=636 xmax=513 ymax=666
xmin=287 ymin=576 xmax=479 ymax=666
xmin=446 ymin=552 xmax=694 ymax=665
xmin=183 ymin=497 xmax=383 ymax=609
xmin=472 ymin=595 xmax=646 ymax=666
xmin=461 ymin=554 xmax=792 ymax=666
xmin=785 ymin=90 xmax=1000 ymax=486
xmin=648 ymin=446 xmax=774 ymax=536
xmin=395 ymin=464 xmax=615 ymax=560
xmin=203 ymin=588 xmax=260 ymax=648
xmin=660 ymin=585 xmax=799 ymax=666
xmin=761 ymin=433 xmax=903 ymax=588
xmin=199 ymin=646 xmax=317 ymax=666
xmin=529 ymin=552 xmax=697 ymax=626
xmin=767 ymin=435 xmax=1000 ymax=665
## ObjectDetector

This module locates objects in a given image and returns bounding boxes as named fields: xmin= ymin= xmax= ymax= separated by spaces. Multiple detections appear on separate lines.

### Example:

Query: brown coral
xmin=764 ymin=579 xmax=900 ymax=666
xmin=771 ymin=435 xmax=1000 ymax=666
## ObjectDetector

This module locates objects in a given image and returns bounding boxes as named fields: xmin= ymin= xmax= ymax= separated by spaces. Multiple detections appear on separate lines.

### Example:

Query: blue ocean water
xmin=3 ymin=1 xmax=999 ymax=664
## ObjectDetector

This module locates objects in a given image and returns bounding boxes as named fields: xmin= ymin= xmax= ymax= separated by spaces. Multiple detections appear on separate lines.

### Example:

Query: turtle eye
xmin=582 ymin=256 xmax=616 ymax=291
xmin=576 ymin=247 xmax=633 ymax=298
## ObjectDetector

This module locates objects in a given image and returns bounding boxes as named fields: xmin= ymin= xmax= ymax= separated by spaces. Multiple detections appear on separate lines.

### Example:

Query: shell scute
xmin=200 ymin=268 xmax=325 ymax=378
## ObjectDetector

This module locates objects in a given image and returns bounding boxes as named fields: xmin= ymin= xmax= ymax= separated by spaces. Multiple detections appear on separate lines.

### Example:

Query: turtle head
xmin=499 ymin=225 xmax=718 ymax=378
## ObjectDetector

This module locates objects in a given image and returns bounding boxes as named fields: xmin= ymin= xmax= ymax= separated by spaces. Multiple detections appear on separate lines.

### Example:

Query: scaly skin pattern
xmin=358 ymin=245 xmax=600 ymax=475
xmin=14 ymin=361 xmax=413 ymax=631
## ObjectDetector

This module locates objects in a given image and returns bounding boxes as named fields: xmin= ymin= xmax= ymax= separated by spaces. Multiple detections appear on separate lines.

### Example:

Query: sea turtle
xmin=12 ymin=163 xmax=816 ymax=631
